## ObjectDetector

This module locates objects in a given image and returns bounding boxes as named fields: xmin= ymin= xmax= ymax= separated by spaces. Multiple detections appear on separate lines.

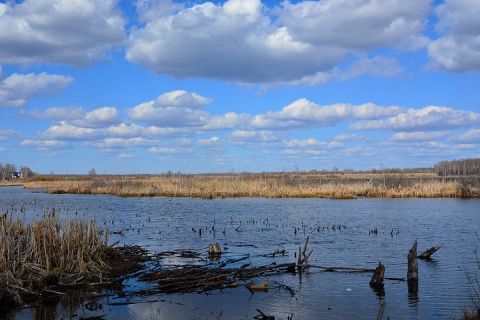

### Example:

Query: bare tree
xmin=20 ymin=166 xmax=35 ymax=179
xmin=2 ymin=163 xmax=16 ymax=180
xmin=434 ymin=158 xmax=480 ymax=176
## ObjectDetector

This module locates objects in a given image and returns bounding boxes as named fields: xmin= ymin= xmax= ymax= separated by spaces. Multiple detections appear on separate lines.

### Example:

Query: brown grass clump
xmin=18 ymin=173 xmax=480 ymax=199
xmin=0 ymin=210 xmax=116 ymax=306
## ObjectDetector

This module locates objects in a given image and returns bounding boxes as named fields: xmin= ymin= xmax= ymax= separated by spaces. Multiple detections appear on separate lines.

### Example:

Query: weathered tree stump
xmin=208 ymin=243 xmax=222 ymax=261
xmin=408 ymin=278 xmax=419 ymax=297
xmin=209 ymin=243 xmax=222 ymax=254
xmin=369 ymin=261 xmax=385 ymax=287
xmin=407 ymin=240 xmax=418 ymax=281
xmin=417 ymin=246 xmax=440 ymax=259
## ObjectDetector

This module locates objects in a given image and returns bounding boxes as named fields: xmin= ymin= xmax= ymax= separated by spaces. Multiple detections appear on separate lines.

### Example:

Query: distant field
xmin=3 ymin=172 xmax=479 ymax=198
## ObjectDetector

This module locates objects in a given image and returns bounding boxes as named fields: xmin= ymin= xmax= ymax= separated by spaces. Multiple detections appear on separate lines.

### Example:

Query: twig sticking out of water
xmin=254 ymin=308 xmax=275 ymax=320
xmin=297 ymin=237 xmax=313 ymax=272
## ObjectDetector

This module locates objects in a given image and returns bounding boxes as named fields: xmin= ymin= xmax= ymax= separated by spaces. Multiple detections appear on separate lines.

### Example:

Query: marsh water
xmin=1 ymin=186 xmax=479 ymax=319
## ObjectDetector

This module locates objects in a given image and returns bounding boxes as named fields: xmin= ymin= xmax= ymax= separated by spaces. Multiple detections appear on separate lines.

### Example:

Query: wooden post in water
xmin=407 ymin=240 xmax=419 ymax=297
xmin=369 ymin=261 xmax=385 ymax=287
xmin=407 ymin=240 xmax=418 ymax=281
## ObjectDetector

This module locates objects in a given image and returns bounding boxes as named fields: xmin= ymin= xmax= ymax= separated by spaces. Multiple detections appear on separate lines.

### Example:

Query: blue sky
xmin=1 ymin=0 xmax=479 ymax=174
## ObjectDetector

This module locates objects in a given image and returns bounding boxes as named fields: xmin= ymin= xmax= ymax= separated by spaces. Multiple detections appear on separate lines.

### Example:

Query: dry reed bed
xmin=20 ymin=174 xmax=478 ymax=198
xmin=0 ymin=211 xmax=113 ymax=306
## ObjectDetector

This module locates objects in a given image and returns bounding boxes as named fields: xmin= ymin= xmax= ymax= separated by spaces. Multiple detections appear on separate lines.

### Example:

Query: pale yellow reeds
xmin=0 ymin=210 xmax=108 ymax=305
xmin=17 ymin=173 xmax=478 ymax=198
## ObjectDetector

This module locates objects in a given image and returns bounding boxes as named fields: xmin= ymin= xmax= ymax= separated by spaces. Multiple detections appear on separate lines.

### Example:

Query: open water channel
xmin=1 ymin=186 xmax=479 ymax=319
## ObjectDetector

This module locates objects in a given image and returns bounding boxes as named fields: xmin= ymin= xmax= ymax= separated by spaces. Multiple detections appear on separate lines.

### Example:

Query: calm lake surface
xmin=1 ymin=186 xmax=479 ymax=319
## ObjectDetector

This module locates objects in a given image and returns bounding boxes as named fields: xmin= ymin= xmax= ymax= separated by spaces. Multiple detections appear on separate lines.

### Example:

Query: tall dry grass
xmin=18 ymin=173 xmax=479 ymax=198
xmin=0 ymin=210 xmax=109 ymax=305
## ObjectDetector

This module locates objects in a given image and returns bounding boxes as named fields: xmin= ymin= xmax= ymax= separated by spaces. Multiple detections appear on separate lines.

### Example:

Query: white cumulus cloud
xmin=127 ymin=90 xmax=214 ymax=127
xmin=85 ymin=137 xmax=155 ymax=149
xmin=41 ymin=121 xmax=104 ymax=140
xmin=126 ymin=0 xmax=429 ymax=85
xmin=20 ymin=139 xmax=71 ymax=150
xmin=390 ymin=131 xmax=451 ymax=142
xmin=0 ymin=71 xmax=73 ymax=108
xmin=148 ymin=147 xmax=193 ymax=154
xmin=0 ymin=0 xmax=126 ymax=66
xmin=21 ymin=106 xmax=85 ymax=120
xmin=351 ymin=106 xmax=480 ymax=132
xmin=457 ymin=129 xmax=480 ymax=143
xmin=428 ymin=0 xmax=480 ymax=72
xmin=279 ymin=0 xmax=430 ymax=51
xmin=250 ymin=99 xmax=404 ymax=130
xmin=70 ymin=107 xmax=121 ymax=128
xmin=0 ymin=129 xmax=23 ymax=140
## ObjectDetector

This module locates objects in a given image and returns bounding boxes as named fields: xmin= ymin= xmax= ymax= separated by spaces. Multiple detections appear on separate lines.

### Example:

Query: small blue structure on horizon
xmin=11 ymin=171 xmax=22 ymax=179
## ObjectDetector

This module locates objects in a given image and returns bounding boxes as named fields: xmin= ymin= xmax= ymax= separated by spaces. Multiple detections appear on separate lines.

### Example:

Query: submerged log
xmin=407 ymin=240 xmax=418 ymax=281
xmin=302 ymin=264 xmax=375 ymax=272
xmin=417 ymin=246 xmax=440 ymax=259
xmin=369 ymin=261 xmax=385 ymax=287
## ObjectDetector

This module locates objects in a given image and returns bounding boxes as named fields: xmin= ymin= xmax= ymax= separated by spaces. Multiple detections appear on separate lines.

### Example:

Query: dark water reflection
xmin=1 ymin=186 xmax=479 ymax=319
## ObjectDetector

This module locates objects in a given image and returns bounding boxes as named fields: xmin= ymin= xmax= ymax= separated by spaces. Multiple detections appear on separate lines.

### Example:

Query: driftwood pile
xmin=139 ymin=260 xmax=293 ymax=294
xmin=137 ymin=237 xmax=383 ymax=296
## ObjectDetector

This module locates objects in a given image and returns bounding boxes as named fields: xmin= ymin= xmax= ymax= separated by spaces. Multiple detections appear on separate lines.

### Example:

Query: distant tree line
xmin=307 ymin=166 xmax=433 ymax=175
xmin=433 ymin=158 xmax=480 ymax=176
xmin=304 ymin=159 xmax=480 ymax=177
xmin=0 ymin=162 xmax=36 ymax=180
xmin=2 ymin=158 xmax=479 ymax=181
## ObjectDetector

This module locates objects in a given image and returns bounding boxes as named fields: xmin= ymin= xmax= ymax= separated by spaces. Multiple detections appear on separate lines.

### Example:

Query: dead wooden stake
xmin=407 ymin=240 xmax=418 ymax=281
xmin=302 ymin=236 xmax=310 ymax=256
xmin=418 ymin=246 xmax=440 ymax=259
xmin=297 ymin=237 xmax=313 ymax=272
xmin=297 ymin=246 xmax=302 ymax=270
xmin=369 ymin=261 xmax=385 ymax=287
